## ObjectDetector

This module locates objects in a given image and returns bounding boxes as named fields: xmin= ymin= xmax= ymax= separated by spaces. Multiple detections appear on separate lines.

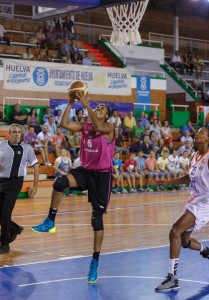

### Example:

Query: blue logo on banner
xmin=136 ymin=76 xmax=150 ymax=110
xmin=33 ymin=67 xmax=48 ymax=86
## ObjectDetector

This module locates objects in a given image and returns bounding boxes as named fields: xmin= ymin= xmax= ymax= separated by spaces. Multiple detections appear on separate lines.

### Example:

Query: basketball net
xmin=107 ymin=0 xmax=149 ymax=46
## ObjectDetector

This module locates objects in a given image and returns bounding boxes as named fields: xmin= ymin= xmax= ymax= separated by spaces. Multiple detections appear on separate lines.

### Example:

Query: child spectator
xmin=157 ymin=150 xmax=171 ymax=189
xmin=112 ymin=152 xmax=128 ymax=194
xmin=123 ymin=153 xmax=140 ymax=192
xmin=53 ymin=148 xmax=72 ymax=178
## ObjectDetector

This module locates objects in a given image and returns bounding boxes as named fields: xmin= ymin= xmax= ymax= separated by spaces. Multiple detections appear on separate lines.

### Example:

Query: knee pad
xmin=53 ymin=175 xmax=70 ymax=193
xmin=91 ymin=210 xmax=104 ymax=231
xmin=182 ymin=239 xmax=191 ymax=248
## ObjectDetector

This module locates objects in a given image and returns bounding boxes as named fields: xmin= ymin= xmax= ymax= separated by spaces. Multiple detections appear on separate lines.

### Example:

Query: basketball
xmin=68 ymin=81 xmax=88 ymax=101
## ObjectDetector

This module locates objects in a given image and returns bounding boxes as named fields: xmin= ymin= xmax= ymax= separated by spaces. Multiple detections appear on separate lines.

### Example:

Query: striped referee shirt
xmin=0 ymin=140 xmax=38 ymax=178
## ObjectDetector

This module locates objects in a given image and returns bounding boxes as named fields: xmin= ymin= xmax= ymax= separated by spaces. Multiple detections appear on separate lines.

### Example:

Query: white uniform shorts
xmin=185 ymin=194 xmax=209 ymax=232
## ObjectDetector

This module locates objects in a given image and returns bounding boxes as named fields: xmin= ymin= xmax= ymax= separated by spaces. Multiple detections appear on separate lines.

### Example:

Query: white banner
xmin=0 ymin=2 xmax=14 ymax=16
xmin=3 ymin=59 xmax=131 ymax=95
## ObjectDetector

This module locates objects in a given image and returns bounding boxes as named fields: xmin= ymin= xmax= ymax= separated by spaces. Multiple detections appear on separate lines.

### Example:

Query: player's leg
xmin=31 ymin=173 xmax=78 ymax=233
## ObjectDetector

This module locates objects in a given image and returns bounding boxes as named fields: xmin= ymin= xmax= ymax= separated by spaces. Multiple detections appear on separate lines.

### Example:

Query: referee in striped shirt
xmin=0 ymin=124 xmax=39 ymax=253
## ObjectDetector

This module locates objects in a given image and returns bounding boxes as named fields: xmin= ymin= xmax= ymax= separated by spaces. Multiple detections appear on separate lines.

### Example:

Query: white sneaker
xmin=45 ymin=161 xmax=52 ymax=166
xmin=122 ymin=189 xmax=128 ymax=193
xmin=129 ymin=188 xmax=134 ymax=193
xmin=146 ymin=187 xmax=153 ymax=192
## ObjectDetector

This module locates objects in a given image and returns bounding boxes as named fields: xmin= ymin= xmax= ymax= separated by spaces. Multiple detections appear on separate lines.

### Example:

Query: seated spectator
xmin=44 ymin=115 xmax=57 ymax=135
xmin=60 ymin=37 xmax=72 ymax=63
xmin=82 ymin=51 xmax=92 ymax=66
xmin=167 ymin=141 xmax=175 ymax=155
xmin=145 ymin=150 xmax=161 ymax=190
xmin=46 ymin=25 xmax=57 ymax=50
xmin=150 ymin=110 xmax=161 ymax=126
xmin=73 ymin=52 xmax=82 ymax=64
xmin=62 ymin=15 xmax=77 ymax=39
xmin=123 ymin=153 xmax=139 ymax=193
xmin=74 ymin=108 xmax=84 ymax=122
xmin=193 ymin=53 xmax=204 ymax=76
xmin=138 ymin=136 xmax=153 ymax=158
xmin=123 ymin=111 xmax=136 ymax=141
xmin=10 ymin=103 xmax=28 ymax=133
xmin=108 ymin=109 xmax=122 ymax=127
xmin=156 ymin=150 xmax=171 ymax=189
xmin=150 ymin=119 xmax=161 ymax=139
xmin=66 ymin=131 xmax=81 ymax=159
xmin=36 ymin=26 xmax=47 ymax=48
xmin=55 ymin=109 xmax=63 ymax=126
xmin=60 ymin=26 xmax=73 ymax=40
xmin=35 ymin=125 xmax=53 ymax=166
xmin=150 ymin=130 xmax=160 ymax=152
xmin=182 ymin=51 xmax=194 ymax=76
xmin=160 ymin=120 xmax=173 ymax=145
xmin=178 ymin=150 xmax=190 ymax=176
xmin=53 ymin=148 xmax=72 ymax=179
xmin=155 ymin=138 xmax=165 ymax=159
xmin=180 ymin=130 xmax=194 ymax=146
xmin=0 ymin=23 xmax=10 ymax=46
xmin=168 ymin=150 xmax=181 ymax=180
xmin=178 ymin=140 xmax=193 ymax=157
xmin=135 ymin=150 xmax=150 ymax=191
xmin=114 ymin=127 xmax=129 ymax=156
xmin=70 ymin=39 xmax=82 ymax=62
xmin=22 ymin=47 xmax=34 ymax=60
xmin=42 ymin=106 xmax=51 ymax=123
xmin=143 ymin=112 xmax=151 ymax=128
xmin=23 ymin=126 xmax=38 ymax=148
xmin=170 ymin=50 xmax=184 ymax=75
xmin=35 ymin=49 xmax=48 ymax=62
xmin=181 ymin=120 xmax=196 ymax=137
xmin=192 ymin=73 xmax=205 ymax=100
xmin=140 ymin=128 xmax=151 ymax=143
xmin=112 ymin=152 xmax=128 ymax=194
xmin=51 ymin=127 xmax=68 ymax=157
xmin=27 ymin=107 xmax=42 ymax=134
xmin=132 ymin=119 xmax=144 ymax=143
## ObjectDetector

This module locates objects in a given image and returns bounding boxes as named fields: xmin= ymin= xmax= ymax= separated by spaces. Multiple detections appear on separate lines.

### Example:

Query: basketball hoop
xmin=107 ymin=0 xmax=149 ymax=46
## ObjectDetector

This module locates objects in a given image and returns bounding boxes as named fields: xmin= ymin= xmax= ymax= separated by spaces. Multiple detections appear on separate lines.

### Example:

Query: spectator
xmin=123 ymin=111 xmax=136 ymax=141
xmin=0 ymin=22 xmax=10 ymax=45
xmin=150 ymin=130 xmax=160 ymax=152
xmin=108 ymin=109 xmax=122 ymax=127
xmin=46 ymin=25 xmax=57 ymax=50
xmin=170 ymin=50 xmax=184 ymax=75
xmin=122 ymin=153 xmax=139 ymax=193
xmin=182 ymin=51 xmax=194 ymax=76
xmin=35 ymin=49 xmax=48 ymax=62
xmin=193 ymin=53 xmax=204 ymax=76
xmin=168 ymin=150 xmax=181 ymax=180
xmin=112 ymin=152 xmax=128 ymax=194
xmin=60 ymin=26 xmax=73 ymax=40
xmin=44 ymin=115 xmax=57 ymax=135
xmin=23 ymin=126 xmax=38 ymax=149
xmin=55 ymin=109 xmax=63 ymax=126
xmin=192 ymin=73 xmax=205 ymax=100
xmin=27 ymin=107 xmax=42 ymax=134
xmin=181 ymin=120 xmax=196 ymax=137
xmin=138 ymin=136 xmax=153 ymax=158
xmin=60 ymin=37 xmax=72 ymax=63
xmin=132 ymin=119 xmax=144 ymax=143
xmin=178 ymin=140 xmax=193 ymax=157
xmin=178 ymin=150 xmax=190 ymax=176
xmin=143 ymin=112 xmax=151 ymax=128
xmin=150 ymin=110 xmax=161 ymax=126
xmin=180 ymin=130 xmax=194 ymax=146
xmin=10 ymin=104 xmax=28 ymax=133
xmin=145 ymin=150 xmax=161 ymax=190
xmin=150 ymin=119 xmax=161 ymax=139
xmin=160 ymin=120 xmax=173 ymax=145
xmin=42 ymin=107 xmax=51 ymax=123
xmin=82 ymin=51 xmax=92 ymax=66
xmin=157 ymin=150 xmax=171 ymax=189
xmin=53 ymin=148 xmax=72 ymax=178
xmin=155 ymin=138 xmax=165 ymax=159
xmin=36 ymin=26 xmax=47 ymax=48
xmin=73 ymin=52 xmax=82 ymax=64
xmin=114 ymin=127 xmax=129 ymax=156
xmin=74 ymin=108 xmax=84 ymax=122
xmin=22 ymin=47 xmax=34 ymax=60
xmin=140 ymin=128 xmax=151 ymax=143
xmin=35 ymin=125 xmax=52 ymax=166
xmin=70 ymin=39 xmax=81 ymax=62
xmin=51 ymin=127 xmax=67 ymax=157
xmin=62 ymin=15 xmax=77 ymax=38
xmin=66 ymin=131 xmax=81 ymax=159
xmin=135 ymin=150 xmax=149 ymax=191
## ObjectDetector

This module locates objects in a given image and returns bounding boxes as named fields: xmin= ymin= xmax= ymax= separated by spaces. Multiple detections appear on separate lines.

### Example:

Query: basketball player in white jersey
xmin=155 ymin=127 xmax=209 ymax=291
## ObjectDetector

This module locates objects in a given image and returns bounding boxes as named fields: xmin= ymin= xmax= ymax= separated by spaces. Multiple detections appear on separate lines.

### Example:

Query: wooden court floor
xmin=1 ymin=188 xmax=208 ymax=268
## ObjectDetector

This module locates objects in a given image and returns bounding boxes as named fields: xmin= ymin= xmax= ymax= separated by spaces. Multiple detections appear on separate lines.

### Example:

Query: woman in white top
xmin=160 ymin=120 xmax=173 ymax=145
xmin=155 ymin=127 xmax=209 ymax=291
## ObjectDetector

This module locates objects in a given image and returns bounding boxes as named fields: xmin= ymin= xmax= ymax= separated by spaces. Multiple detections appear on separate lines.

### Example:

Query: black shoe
xmin=9 ymin=226 xmax=24 ymax=243
xmin=200 ymin=247 xmax=209 ymax=259
xmin=0 ymin=244 xmax=10 ymax=253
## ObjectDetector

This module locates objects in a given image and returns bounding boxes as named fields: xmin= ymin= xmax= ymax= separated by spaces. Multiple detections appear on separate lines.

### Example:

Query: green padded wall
xmin=171 ymin=111 xmax=190 ymax=127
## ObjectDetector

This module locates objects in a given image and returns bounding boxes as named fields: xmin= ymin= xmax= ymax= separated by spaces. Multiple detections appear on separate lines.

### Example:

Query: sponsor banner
xmin=136 ymin=76 xmax=151 ymax=110
xmin=50 ymin=99 xmax=134 ymax=121
xmin=3 ymin=59 xmax=131 ymax=95
xmin=0 ymin=2 xmax=14 ymax=16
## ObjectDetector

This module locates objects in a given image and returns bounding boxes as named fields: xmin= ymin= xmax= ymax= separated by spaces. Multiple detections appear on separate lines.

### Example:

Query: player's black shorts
xmin=70 ymin=167 xmax=112 ymax=213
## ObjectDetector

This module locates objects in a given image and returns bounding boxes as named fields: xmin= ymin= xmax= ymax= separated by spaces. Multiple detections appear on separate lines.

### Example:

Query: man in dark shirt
xmin=10 ymin=104 xmax=28 ymax=133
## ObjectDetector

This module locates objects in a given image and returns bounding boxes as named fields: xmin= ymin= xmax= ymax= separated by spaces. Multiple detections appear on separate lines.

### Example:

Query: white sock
xmin=169 ymin=258 xmax=179 ymax=276
xmin=200 ymin=244 xmax=205 ymax=252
